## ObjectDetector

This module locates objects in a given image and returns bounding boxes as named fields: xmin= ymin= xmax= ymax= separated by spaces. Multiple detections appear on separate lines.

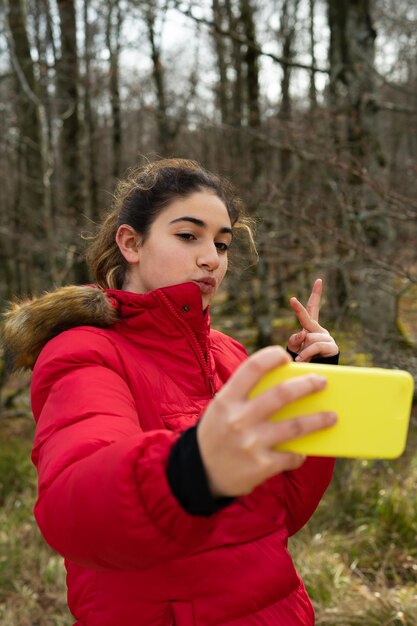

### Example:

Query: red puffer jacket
xmin=25 ymin=282 xmax=334 ymax=626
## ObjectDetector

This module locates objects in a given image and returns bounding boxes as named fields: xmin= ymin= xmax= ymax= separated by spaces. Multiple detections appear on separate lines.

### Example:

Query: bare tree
xmin=277 ymin=0 xmax=301 ymax=182
xmin=308 ymin=0 xmax=317 ymax=110
xmin=212 ymin=0 xmax=231 ymax=126
xmin=106 ymin=0 xmax=123 ymax=180
xmin=4 ymin=0 xmax=50 ymax=294
xmin=210 ymin=0 xmax=245 ymax=163
xmin=142 ymin=0 xmax=174 ymax=154
xmin=56 ymin=0 xmax=88 ymax=281
xmin=239 ymin=0 xmax=262 ymax=180
xmin=326 ymin=0 xmax=408 ymax=364
xmin=1 ymin=0 xmax=417 ymax=376
xmin=225 ymin=0 xmax=244 ymax=131
xmin=83 ymin=0 xmax=100 ymax=221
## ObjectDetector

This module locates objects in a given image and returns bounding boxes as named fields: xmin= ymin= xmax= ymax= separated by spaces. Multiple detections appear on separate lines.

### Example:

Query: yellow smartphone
xmin=249 ymin=362 xmax=414 ymax=459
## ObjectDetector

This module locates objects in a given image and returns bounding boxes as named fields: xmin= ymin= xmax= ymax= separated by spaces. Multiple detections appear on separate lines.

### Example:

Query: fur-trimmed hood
xmin=1 ymin=285 xmax=118 ymax=370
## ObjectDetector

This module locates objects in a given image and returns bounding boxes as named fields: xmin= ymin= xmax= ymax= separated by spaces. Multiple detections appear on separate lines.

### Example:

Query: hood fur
xmin=1 ymin=285 xmax=118 ymax=371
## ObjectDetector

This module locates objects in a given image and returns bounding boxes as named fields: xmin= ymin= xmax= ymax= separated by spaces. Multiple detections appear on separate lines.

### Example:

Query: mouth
xmin=192 ymin=277 xmax=217 ymax=293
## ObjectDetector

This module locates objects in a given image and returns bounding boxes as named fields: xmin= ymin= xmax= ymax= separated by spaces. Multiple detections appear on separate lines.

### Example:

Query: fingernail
xmin=314 ymin=375 xmax=327 ymax=385
xmin=295 ymin=356 xmax=301 ymax=362
xmin=325 ymin=412 xmax=337 ymax=424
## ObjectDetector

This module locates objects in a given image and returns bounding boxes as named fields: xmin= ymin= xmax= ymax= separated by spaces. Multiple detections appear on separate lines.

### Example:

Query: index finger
xmin=219 ymin=346 xmax=291 ymax=402
xmin=245 ymin=372 xmax=328 ymax=426
xmin=306 ymin=278 xmax=322 ymax=322
xmin=289 ymin=297 xmax=322 ymax=333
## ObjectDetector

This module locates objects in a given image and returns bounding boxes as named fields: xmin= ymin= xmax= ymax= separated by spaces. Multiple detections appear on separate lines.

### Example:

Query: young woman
xmin=3 ymin=158 xmax=339 ymax=626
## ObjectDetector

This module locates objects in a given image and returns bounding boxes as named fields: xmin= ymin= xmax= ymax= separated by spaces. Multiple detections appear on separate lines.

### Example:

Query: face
xmin=117 ymin=191 xmax=233 ymax=309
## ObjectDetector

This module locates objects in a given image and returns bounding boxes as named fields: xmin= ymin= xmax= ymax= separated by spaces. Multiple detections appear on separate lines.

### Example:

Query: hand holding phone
xmin=249 ymin=362 xmax=414 ymax=459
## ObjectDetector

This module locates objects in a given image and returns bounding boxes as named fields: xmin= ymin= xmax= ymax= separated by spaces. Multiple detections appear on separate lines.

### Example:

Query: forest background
xmin=1 ymin=0 xmax=417 ymax=624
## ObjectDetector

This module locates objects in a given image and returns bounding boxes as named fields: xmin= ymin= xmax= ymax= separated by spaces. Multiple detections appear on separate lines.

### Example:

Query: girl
xmin=3 ymin=158 xmax=339 ymax=626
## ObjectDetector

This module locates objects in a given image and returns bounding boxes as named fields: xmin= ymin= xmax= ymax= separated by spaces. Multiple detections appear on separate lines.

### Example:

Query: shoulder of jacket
xmin=31 ymin=326 xmax=128 ymax=392
xmin=210 ymin=329 xmax=247 ymax=355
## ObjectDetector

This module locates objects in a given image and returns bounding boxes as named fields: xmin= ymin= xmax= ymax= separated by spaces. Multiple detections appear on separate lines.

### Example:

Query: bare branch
xmin=171 ymin=0 xmax=329 ymax=74
xmin=377 ymin=100 xmax=417 ymax=115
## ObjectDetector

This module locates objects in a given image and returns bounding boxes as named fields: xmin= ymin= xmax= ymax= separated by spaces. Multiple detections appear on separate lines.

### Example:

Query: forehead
xmin=157 ymin=191 xmax=232 ymax=227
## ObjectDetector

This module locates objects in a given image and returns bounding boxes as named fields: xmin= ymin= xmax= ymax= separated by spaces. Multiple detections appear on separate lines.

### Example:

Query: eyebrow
xmin=169 ymin=216 xmax=233 ymax=236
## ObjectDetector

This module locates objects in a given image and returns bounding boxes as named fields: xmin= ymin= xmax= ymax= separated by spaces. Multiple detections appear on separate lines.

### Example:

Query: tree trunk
xmin=239 ymin=0 xmax=262 ymax=181
xmin=83 ymin=0 xmax=100 ymax=222
xmin=326 ymin=0 xmax=350 ymax=318
xmin=144 ymin=1 xmax=173 ymax=154
xmin=225 ymin=0 xmax=243 ymax=131
xmin=222 ymin=0 xmax=245 ymax=165
xmin=106 ymin=0 xmax=123 ymax=181
xmin=56 ymin=0 xmax=82 ymax=211
xmin=212 ymin=0 xmax=230 ymax=126
xmin=6 ymin=0 xmax=44 ymax=210
xmin=56 ymin=0 xmax=87 ymax=282
xmin=308 ymin=0 xmax=317 ymax=110
xmin=327 ymin=0 xmax=400 ymax=364
xmin=5 ymin=0 xmax=52 ymax=293
xmin=277 ymin=0 xmax=300 ymax=184
xmin=237 ymin=0 xmax=273 ymax=348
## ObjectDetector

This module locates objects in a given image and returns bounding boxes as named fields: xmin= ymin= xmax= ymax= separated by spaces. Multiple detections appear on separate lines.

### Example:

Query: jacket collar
xmin=1 ymin=282 xmax=211 ymax=371
xmin=107 ymin=282 xmax=211 ymax=355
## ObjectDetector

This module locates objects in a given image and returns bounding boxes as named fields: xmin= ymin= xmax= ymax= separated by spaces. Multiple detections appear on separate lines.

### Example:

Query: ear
xmin=116 ymin=225 xmax=141 ymax=264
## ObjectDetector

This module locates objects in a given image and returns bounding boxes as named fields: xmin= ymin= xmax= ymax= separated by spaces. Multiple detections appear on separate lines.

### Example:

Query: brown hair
xmin=86 ymin=158 xmax=256 ymax=289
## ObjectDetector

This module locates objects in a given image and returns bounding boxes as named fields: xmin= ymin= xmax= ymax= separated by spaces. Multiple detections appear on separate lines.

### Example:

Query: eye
xmin=176 ymin=233 xmax=197 ymax=241
xmin=215 ymin=242 xmax=230 ymax=253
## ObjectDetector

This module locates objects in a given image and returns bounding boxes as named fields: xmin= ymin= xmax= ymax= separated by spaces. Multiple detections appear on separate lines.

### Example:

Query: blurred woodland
xmin=1 ymin=0 xmax=417 ymax=624
xmin=1 ymin=0 xmax=417 ymax=365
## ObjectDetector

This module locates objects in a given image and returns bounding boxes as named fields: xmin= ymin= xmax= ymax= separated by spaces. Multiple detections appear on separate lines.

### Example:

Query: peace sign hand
xmin=287 ymin=279 xmax=339 ymax=362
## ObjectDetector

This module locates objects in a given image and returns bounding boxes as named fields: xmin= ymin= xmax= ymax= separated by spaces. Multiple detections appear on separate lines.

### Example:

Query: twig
xmin=170 ymin=1 xmax=329 ymax=74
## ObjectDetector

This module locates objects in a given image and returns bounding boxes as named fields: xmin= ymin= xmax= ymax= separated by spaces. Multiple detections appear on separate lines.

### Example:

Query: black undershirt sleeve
xmin=166 ymin=425 xmax=234 ymax=516
xmin=286 ymin=348 xmax=340 ymax=365
xmin=167 ymin=351 xmax=339 ymax=516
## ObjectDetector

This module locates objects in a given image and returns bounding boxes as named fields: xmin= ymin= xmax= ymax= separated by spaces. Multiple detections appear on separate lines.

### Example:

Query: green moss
xmin=0 ymin=438 xmax=35 ymax=506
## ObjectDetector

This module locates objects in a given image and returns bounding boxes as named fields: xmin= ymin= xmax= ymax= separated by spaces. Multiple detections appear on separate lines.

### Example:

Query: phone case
xmin=249 ymin=362 xmax=414 ymax=459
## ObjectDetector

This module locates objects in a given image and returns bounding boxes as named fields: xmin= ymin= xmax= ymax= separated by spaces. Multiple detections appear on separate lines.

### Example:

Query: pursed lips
xmin=192 ymin=277 xmax=217 ymax=292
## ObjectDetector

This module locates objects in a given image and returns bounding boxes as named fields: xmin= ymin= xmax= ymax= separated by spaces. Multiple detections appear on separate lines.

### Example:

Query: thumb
xmin=287 ymin=329 xmax=306 ymax=352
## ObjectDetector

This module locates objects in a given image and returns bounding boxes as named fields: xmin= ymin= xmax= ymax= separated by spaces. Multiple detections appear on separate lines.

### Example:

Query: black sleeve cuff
xmin=166 ymin=426 xmax=234 ymax=517
xmin=286 ymin=347 xmax=340 ymax=365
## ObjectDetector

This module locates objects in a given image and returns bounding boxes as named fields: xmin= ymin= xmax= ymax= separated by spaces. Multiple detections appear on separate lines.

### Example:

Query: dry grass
xmin=290 ymin=411 xmax=417 ymax=626
xmin=0 ymin=417 xmax=71 ymax=625
xmin=1 ymin=411 xmax=416 ymax=625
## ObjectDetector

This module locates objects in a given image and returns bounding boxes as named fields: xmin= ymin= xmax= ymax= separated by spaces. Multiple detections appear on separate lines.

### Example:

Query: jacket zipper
xmin=159 ymin=292 xmax=215 ymax=397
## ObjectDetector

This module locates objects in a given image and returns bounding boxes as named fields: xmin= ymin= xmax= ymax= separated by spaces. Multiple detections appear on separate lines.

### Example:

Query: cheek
xmin=218 ymin=258 xmax=228 ymax=282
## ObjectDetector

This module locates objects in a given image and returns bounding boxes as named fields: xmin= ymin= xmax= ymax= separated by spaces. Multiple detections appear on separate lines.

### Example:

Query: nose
xmin=197 ymin=241 xmax=220 ymax=271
